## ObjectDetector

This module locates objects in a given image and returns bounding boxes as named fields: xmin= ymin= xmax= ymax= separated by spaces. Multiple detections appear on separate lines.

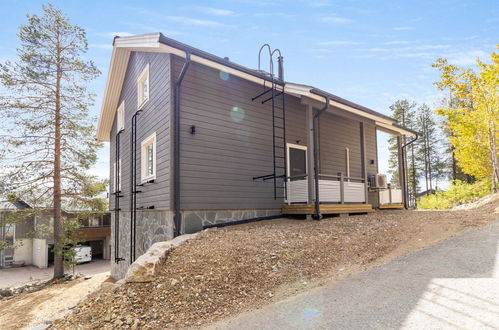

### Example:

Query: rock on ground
xmin=125 ymin=233 xmax=198 ymax=283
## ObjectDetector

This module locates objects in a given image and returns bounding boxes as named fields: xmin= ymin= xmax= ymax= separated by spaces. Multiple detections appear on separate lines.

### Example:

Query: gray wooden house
xmin=96 ymin=33 xmax=417 ymax=279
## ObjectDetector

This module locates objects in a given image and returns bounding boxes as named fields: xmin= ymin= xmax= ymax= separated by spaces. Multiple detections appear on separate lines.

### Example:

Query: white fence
xmin=287 ymin=178 xmax=366 ymax=204
xmin=379 ymin=188 xmax=403 ymax=205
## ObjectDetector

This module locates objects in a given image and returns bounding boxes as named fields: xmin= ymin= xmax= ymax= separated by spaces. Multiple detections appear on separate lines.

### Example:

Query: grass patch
xmin=418 ymin=180 xmax=492 ymax=209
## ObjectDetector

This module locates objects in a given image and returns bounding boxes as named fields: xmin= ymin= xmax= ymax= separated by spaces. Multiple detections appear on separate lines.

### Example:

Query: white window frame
xmin=137 ymin=64 xmax=150 ymax=109
xmin=113 ymin=159 xmax=121 ymax=192
xmin=285 ymin=143 xmax=308 ymax=204
xmin=286 ymin=143 xmax=308 ymax=181
xmin=117 ymin=101 xmax=125 ymax=132
xmin=141 ymin=132 xmax=157 ymax=183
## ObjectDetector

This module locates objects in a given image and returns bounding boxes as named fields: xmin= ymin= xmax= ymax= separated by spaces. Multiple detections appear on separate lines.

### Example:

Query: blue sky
xmin=0 ymin=0 xmax=497 ymax=183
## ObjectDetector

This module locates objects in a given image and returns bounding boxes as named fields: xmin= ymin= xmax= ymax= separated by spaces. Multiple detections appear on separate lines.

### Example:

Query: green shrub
xmin=418 ymin=180 xmax=491 ymax=210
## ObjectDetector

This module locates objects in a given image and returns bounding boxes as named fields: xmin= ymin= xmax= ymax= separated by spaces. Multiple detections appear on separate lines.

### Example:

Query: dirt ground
xmin=0 ymin=272 xmax=109 ymax=330
xmin=48 ymin=196 xmax=498 ymax=329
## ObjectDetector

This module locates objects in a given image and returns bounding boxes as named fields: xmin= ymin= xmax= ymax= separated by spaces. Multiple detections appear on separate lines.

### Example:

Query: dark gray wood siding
xmin=172 ymin=56 xmax=307 ymax=210
xmin=109 ymin=51 xmax=379 ymax=211
xmin=319 ymin=112 xmax=378 ymax=179
xmin=109 ymin=52 xmax=171 ymax=211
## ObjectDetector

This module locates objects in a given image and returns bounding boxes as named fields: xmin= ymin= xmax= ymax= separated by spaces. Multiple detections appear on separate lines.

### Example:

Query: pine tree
xmin=0 ymin=4 xmax=102 ymax=278
xmin=387 ymin=99 xmax=419 ymax=205
xmin=415 ymin=104 xmax=444 ymax=193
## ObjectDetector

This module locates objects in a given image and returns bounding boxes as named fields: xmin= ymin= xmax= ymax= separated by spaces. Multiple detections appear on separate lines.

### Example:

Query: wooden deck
xmin=378 ymin=204 xmax=405 ymax=209
xmin=282 ymin=203 xmax=374 ymax=215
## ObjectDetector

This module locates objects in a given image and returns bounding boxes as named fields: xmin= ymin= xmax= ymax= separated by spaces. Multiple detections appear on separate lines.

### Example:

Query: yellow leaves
xmin=433 ymin=46 xmax=499 ymax=185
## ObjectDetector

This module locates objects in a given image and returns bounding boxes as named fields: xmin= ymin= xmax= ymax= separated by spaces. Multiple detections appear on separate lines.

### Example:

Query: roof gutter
xmin=311 ymin=91 xmax=330 ymax=220
xmin=173 ymin=52 xmax=191 ymax=237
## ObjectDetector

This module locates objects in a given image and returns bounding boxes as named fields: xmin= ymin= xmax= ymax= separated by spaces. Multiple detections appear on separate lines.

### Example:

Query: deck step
xmin=282 ymin=203 xmax=374 ymax=215
xmin=378 ymin=204 xmax=405 ymax=209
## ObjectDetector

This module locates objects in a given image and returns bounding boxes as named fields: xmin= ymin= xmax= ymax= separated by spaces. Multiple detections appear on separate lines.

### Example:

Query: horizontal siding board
xmin=173 ymin=55 xmax=305 ymax=210
xmin=109 ymin=52 xmax=171 ymax=211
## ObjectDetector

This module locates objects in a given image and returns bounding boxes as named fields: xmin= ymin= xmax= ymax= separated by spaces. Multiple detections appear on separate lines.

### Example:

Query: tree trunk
xmin=488 ymin=118 xmax=498 ymax=193
xmin=53 ymin=35 xmax=64 ymax=279
xmin=427 ymin=137 xmax=433 ymax=192
xmin=411 ymin=144 xmax=417 ymax=202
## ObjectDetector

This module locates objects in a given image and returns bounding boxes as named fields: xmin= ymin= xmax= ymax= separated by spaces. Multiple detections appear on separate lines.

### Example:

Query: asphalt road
xmin=209 ymin=221 xmax=499 ymax=330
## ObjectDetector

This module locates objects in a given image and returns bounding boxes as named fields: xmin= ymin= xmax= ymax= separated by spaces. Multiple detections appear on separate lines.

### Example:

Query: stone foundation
xmin=111 ymin=208 xmax=281 ymax=279
xmin=182 ymin=208 xmax=281 ymax=233
xmin=111 ymin=211 xmax=174 ymax=280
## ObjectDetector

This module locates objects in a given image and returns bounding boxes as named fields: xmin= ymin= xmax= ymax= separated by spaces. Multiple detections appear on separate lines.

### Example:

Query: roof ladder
xmin=252 ymin=44 xmax=287 ymax=200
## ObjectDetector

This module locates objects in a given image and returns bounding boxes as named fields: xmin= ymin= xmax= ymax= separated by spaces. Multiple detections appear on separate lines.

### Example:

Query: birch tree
xmin=433 ymin=48 xmax=499 ymax=192
xmin=0 ymin=4 xmax=101 ymax=278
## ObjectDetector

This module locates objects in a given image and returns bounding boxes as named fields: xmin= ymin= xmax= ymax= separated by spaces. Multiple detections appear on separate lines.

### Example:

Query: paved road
xmin=0 ymin=259 xmax=110 ymax=288
xmin=209 ymin=221 xmax=499 ymax=330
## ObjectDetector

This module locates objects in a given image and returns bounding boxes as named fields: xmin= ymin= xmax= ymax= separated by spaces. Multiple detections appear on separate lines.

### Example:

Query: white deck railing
xmin=379 ymin=187 xmax=403 ymax=205
xmin=287 ymin=174 xmax=366 ymax=204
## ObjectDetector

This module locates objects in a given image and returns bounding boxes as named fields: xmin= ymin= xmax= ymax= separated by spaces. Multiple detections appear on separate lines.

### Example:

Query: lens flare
xmin=219 ymin=71 xmax=230 ymax=81
xmin=230 ymin=106 xmax=245 ymax=122
xmin=303 ymin=308 xmax=319 ymax=318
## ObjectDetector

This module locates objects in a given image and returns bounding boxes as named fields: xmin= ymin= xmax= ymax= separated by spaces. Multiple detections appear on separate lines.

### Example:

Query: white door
xmin=286 ymin=144 xmax=308 ymax=203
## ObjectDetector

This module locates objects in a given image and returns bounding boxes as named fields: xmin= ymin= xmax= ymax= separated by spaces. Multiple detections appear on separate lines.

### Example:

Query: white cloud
xmin=97 ymin=31 xmax=134 ymax=38
xmin=253 ymin=12 xmax=295 ymax=18
xmin=382 ymin=40 xmax=411 ymax=45
xmin=393 ymin=26 xmax=415 ymax=31
xmin=189 ymin=6 xmax=235 ymax=16
xmin=317 ymin=40 xmax=363 ymax=46
xmin=365 ymin=44 xmax=450 ymax=53
xmin=318 ymin=15 xmax=354 ymax=24
xmin=126 ymin=23 xmax=181 ymax=36
xmin=308 ymin=0 xmax=332 ymax=7
xmin=446 ymin=50 xmax=488 ymax=66
xmin=165 ymin=16 xmax=230 ymax=27
xmin=306 ymin=48 xmax=333 ymax=53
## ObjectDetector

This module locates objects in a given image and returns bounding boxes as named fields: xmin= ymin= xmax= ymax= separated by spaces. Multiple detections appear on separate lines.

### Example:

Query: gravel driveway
xmin=210 ymin=221 xmax=499 ymax=330
xmin=0 ymin=259 xmax=110 ymax=288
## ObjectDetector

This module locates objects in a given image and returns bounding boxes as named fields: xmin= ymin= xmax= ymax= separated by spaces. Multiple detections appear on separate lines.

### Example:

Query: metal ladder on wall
xmin=252 ymin=45 xmax=287 ymax=200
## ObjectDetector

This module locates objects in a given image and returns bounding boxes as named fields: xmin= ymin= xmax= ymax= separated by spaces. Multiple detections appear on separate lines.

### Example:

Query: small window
xmin=137 ymin=64 xmax=150 ymax=108
xmin=113 ymin=159 xmax=121 ymax=192
xmin=141 ymin=132 xmax=156 ymax=182
xmin=117 ymin=102 xmax=125 ymax=132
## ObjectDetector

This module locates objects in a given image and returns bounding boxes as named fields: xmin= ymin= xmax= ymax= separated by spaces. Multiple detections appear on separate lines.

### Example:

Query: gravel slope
xmin=53 ymin=197 xmax=498 ymax=329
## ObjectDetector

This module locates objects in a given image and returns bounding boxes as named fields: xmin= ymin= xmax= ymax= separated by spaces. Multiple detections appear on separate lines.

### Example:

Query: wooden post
xmin=360 ymin=122 xmax=368 ymax=204
xmin=339 ymin=172 xmax=345 ymax=204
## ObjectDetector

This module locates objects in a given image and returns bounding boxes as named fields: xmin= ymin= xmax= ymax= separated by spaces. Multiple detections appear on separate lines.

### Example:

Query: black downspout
xmin=130 ymin=110 xmax=142 ymax=264
xmin=114 ymin=129 xmax=124 ymax=263
xmin=401 ymin=135 xmax=418 ymax=208
xmin=312 ymin=95 xmax=330 ymax=220
xmin=173 ymin=52 xmax=191 ymax=237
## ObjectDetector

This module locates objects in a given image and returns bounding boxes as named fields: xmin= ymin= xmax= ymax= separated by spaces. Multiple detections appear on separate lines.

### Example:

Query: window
xmin=117 ymin=101 xmax=125 ymax=132
xmin=137 ymin=64 xmax=150 ymax=108
xmin=141 ymin=132 xmax=156 ymax=182
xmin=113 ymin=159 xmax=121 ymax=192
xmin=286 ymin=143 xmax=307 ymax=181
